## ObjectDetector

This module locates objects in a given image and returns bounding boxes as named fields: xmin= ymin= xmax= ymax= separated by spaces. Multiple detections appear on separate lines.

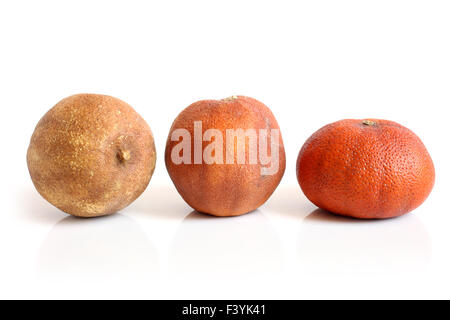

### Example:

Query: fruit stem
xmin=222 ymin=95 xmax=238 ymax=101
xmin=117 ymin=150 xmax=131 ymax=163
xmin=362 ymin=120 xmax=376 ymax=126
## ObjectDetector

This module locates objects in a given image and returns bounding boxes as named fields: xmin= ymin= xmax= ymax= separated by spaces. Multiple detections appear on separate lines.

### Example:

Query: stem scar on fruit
xmin=117 ymin=149 xmax=131 ymax=163
xmin=221 ymin=95 xmax=239 ymax=101
xmin=362 ymin=120 xmax=377 ymax=126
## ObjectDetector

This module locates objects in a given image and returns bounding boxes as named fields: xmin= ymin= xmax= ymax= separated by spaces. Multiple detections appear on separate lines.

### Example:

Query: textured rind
xmin=296 ymin=119 xmax=435 ymax=219
xmin=27 ymin=94 xmax=156 ymax=217
xmin=165 ymin=96 xmax=286 ymax=216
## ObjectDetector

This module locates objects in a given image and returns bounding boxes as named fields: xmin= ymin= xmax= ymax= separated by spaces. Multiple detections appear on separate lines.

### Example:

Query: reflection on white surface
xmin=38 ymin=214 xmax=159 ymax=279
xmin=262 ymin=185 xmax=312 ymax=219
xmin=128 ymin=184 xmax=191 ymax=219
xmin=20 ymin=187 xmax=64 ymax=225
xmin=298 ymin=209 xmax=431 ymax=274
xmin=169 ymin=210 xmax=283 ymax=275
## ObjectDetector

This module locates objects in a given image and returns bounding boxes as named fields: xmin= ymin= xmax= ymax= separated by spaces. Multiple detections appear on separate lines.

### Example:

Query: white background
xmin=1 ymin=0 xmax=449 ymax=299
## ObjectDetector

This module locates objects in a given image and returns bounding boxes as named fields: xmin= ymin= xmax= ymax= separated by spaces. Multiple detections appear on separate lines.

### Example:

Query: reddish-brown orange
xmin=165 ymin=96 xmax=286 ymax=216
xmin=296 ymin=119 xmax=435 ymax=219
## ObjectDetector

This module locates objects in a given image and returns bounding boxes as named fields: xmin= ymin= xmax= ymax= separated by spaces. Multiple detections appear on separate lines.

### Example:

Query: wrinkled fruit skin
xmin=296 ymin=119 xmax=435 ymax=219
xmin=27 ymin=94 xmax=156 ymax=217
xmin=165 ymin=96 xmax=286 ymax=216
